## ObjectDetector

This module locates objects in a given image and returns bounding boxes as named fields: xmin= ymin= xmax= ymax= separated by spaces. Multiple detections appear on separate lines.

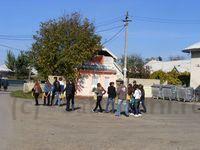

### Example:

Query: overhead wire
xmin=132 ymin=15 xmax=200 ymax=24
xmin=0 ymin=37 xmax=33 ymax=41
xmin=0 ymin=43 xmax=24 ymax=51
xmin=96 ymin=25 xmax=124 ymax=33
xmin=95 ymin=16 xmax=123 ymax=28
xmin=0 ymin=16 xmax=125 ymax=49
xmin=0 ymin=34 xmax=32 ymax=38
xmin=102 ymin=26 xmax=125 ymax=45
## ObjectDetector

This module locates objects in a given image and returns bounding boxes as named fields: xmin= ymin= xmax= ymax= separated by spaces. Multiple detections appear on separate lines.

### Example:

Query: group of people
xmin=0 ymin=77 xmax=9 ymax=91
xmin=32 ymin=77 xmax=146 ymax=117
xmin=32 ymin=77 xmax=76 ymax=111
xmin=92 ymin=80 xmax=146 ymax=117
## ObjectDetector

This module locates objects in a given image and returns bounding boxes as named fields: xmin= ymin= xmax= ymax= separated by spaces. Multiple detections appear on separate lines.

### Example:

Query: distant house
xmin=0 ymin=64 xmax=13 ymax=77
xmin=183 ymin=42 xmax=200 ymax=89
xmin=77 ymin=47 xmax=123 ymax=96
xmin=145 ymin=59 xmax=190 ymax=73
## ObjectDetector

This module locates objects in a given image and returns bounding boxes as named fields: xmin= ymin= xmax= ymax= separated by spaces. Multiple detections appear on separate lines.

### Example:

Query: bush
xmin=150 ymin=70 xmax=190 ymax=86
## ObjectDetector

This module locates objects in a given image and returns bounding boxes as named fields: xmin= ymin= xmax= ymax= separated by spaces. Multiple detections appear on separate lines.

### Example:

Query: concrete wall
xmin=23 ymin=82 xmax=35 ymax=93
xmin=190 ymin=52 xmax=200 ymax=89
xmin=23 ymin=82 xmax=45 ymax=93
xmin=77 ymin=73 xmax=117 ymax=96
xmin=128 ymin=78 xmax=160 ymax=98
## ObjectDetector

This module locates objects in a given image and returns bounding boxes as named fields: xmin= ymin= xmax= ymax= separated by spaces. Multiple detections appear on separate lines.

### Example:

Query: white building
xmin=183 ymin=42 xmax=200 ymax=89
xmin=145 ymin=59 xmax=191 ymax=73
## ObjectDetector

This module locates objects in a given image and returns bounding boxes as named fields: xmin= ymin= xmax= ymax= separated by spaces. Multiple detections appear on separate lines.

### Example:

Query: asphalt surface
xmin=1 ymin=92 xmax=200 ymax=150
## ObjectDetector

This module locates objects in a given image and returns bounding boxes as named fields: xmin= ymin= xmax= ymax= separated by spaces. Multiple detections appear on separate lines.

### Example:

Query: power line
xmin=0 ymin=34 xmax=32 ymax=38
xmin=0 ymin=37 xmax=33 ymax=41
xmin=102 ymin=26 xmax=125 ymax=45
xmin=95 ymin=16 xmax=123 ymax=27
xmin=0 ymin=44 xmax=24 ymax=51
xmin=96 ymin=25 xmax=124 ymax=33
xmin=134 ymin=16 xmax=200 ymax=22
xmin=135 ymin=18 xmax=200 ymax=24
xmin=132 ymin=15 xmax=200 ymax=24
xmin=96 ymin=19 xmax=122 ymax=28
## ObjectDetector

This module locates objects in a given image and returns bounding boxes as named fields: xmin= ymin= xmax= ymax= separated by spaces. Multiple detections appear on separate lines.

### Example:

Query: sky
xmin=1 ymin=0 xmax=200 ymax=64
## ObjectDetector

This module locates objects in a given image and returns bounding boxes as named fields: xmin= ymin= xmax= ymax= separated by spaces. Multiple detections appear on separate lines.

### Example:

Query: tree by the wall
xmin=118 ymin=54 xmax=150 ymax=79
xmin=150 ymin=70 xmax=190 ymax=86
xmin=31 ymin=12 xmax=102 ymax=80
xmin=5 ymin=50 xmax=16 ymax=71
xmin=150 ymin=70 xmax=167 ymax=84
xmin=15 ymin=51 xmax=30 ymax=79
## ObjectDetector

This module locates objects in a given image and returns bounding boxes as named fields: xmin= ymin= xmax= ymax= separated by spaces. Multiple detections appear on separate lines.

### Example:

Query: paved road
xmin=0 ymin=92 xmax=14 ymax=150
xmin=1 ymin=93 xmax=200 ymax=150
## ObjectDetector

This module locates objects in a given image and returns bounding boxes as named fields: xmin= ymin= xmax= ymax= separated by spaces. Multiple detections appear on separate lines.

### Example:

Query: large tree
xmin=31 ymin=12 xmax=102 ymax=80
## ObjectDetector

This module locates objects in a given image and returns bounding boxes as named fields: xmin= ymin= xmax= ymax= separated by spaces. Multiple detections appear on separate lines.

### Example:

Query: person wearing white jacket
xmin=133 ymin=85 xmax=142 ymax=117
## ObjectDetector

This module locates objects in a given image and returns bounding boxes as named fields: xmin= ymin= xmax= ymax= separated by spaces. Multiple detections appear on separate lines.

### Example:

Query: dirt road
xmin=1 ymin=92 xmax=200 ymax=150
xmin=0 ymin=92 xmax=14 ymax=150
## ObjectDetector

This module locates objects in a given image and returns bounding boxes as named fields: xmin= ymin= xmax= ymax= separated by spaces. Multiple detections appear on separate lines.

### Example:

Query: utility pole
xmin=123 ymin=11 xmax=131 ymax=86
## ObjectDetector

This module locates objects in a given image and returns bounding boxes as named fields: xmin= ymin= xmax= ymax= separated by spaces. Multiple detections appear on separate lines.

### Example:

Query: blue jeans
xmin=54 ymin=92 xmax=61 ymax=106
xmin=134 ymin=99 xmax=140 ymax=115
xmin=105 ymin=97 xmax=115 ymax=113
xmin=141 ymin=98 xmax=147 ymax=112
xmin=115 ymin=99 xmax=129 ymax=116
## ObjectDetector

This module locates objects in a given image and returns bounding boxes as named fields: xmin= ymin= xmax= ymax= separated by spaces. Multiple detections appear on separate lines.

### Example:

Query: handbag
xmin=93 ymin=93 xmax=97 ymax=100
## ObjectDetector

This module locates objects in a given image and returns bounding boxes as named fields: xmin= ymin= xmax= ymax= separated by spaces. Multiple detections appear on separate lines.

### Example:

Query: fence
xmin=0 ymin=79 xmax=26 ymax=91
xmin=152 ymin=84 xmax=196 ymax=102
xmin=128 ymin=78 xmax=160 ymax=98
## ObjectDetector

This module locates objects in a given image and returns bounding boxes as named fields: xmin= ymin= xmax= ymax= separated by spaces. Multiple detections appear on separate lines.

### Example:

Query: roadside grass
xmin=10 ymin=90 xmax=34 ymax=99
xmin=10 ymin=91 xmax=103 ymax=100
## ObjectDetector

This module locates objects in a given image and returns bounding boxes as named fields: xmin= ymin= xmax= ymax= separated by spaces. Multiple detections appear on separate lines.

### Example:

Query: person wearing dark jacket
xmin=2 ymin=79 xmax=9 ymax=91
xmin=64 ymin=80 xmax=76 ymax=111
xmin=51 ymin=77 xmax=61 ymax=106
xmin=105 ymin=82 xmax=116 ymax=113
xmin=139 ymin=84 xmax=147 ymax=113
xmin=0 ymin=77 xmax=2 ymax=90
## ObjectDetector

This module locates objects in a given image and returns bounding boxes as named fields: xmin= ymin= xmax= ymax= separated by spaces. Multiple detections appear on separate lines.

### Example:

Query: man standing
xmin=0 ymin=76 xmax=2 ymax=91
xmin=64 ymin=80 xmax=76 ymax=111
xmin=2 ymin=78 xmax=9 ymax=91
xmin=55 ymin=77 xmax=65 ymax=106
xmin=105 ymin=82 xmax=116 ymax=113
xmin=51 ymin=77 xmax=61 ymax=106
xmin=115 ymin=81 xmax=128 ymax=117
